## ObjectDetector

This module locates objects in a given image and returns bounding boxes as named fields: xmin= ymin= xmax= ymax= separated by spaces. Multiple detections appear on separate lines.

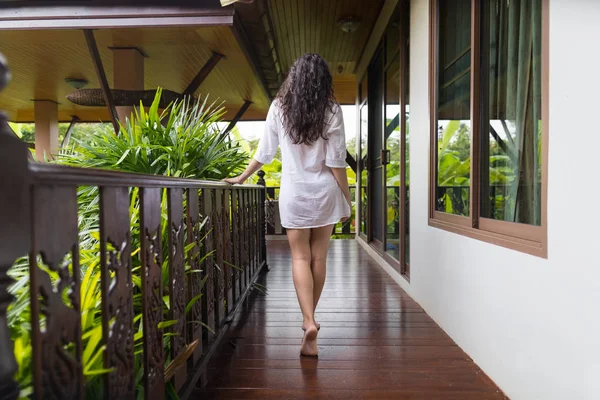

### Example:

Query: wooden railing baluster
xmin=30 ymin=185 xmax=83 ymax=400
xmin=186 ymin=189 xmax=203 ymax=365
xmin=252 ymin=189 xmax=259 ymax=274
xmin=99 ymin=186 xmax=135 ymax=399
xmin=243 ymin=190 xmax=251 ymax=288
xmin=257 ymin=175 xmax=267 ymax=266
xmin=230 ymin=189 xmax=241 ymax=306
xmin=201 ymin=190 xmax=215 ymax=346
xmin=213 ymin=189 xmax=225 ymax=328
xmin=140 ymin=187 xmax=164 ymax=399
xmin=223 ymin=188 xmax=233 ymax=314
xmin=167 ymin=188 xmax=186 ymax=389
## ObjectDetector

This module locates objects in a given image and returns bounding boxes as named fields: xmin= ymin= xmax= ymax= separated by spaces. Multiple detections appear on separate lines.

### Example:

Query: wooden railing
xmin=265 ymin=186 xmax=356 ymax=237
xmin=0 ymin=56 xmax=267 ymax=400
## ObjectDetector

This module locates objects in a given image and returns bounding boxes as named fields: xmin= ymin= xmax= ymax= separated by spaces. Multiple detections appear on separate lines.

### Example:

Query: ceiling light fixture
xmin=65 ymin=78 xmax=88 ymax=90
xmin=337 ymin=16 xmax=361 ymax=33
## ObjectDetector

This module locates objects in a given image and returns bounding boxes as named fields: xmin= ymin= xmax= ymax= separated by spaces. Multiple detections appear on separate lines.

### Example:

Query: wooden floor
xmin=196 ymin=240 xmax=506 ymax=399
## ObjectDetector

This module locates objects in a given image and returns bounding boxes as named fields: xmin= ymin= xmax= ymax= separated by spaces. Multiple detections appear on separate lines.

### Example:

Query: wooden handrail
xmin=29 ymin=163 xmax=263 ymax=189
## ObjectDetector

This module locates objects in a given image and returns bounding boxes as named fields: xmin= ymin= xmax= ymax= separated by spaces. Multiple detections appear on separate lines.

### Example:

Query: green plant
xmin=8 ymin=89 xmax=248 ymax=399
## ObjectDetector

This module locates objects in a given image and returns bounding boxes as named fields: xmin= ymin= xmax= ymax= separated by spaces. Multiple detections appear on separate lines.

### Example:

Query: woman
xmin=224 ymin=53 xmax=351 ymax=357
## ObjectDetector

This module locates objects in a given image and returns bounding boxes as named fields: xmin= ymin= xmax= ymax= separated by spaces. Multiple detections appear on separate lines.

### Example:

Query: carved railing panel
xmin=30 ymin=185 xmax=83 ymax=400
xmin=167 ymin=188 xmax=186 ymax=389
xmin=0 ymin=50 xmax=268 ymax=400
xmin=140 ymin=188 xmax=164 ymax=398
xmin=222 ymin=189 xmax=233 ymax=314
xmin=230 ymin=190 xmax=241 ymax=304
xmin=201 ymin=190 xmax=215 ymax=346
xmin=99 ymin=186 xmax=134 ymax=399
xmin=186 ymin=189 xmax=203 ymax=365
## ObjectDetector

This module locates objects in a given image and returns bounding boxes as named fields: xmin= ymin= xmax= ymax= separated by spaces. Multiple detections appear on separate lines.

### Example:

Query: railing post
xmin=0 ymin=53 xmax=29 ymax=400
xmin=257 ymin=170 xmax=267 ymax=268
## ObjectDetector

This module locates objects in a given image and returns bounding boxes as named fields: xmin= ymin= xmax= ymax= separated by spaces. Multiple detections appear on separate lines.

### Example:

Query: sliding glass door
xmin=358 ymin=0 xmax=410 ymax=276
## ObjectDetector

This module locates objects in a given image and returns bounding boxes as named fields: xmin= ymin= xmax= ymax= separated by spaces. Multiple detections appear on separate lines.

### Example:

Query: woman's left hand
xmin=223 ymin=176 xmax=245 ymax=185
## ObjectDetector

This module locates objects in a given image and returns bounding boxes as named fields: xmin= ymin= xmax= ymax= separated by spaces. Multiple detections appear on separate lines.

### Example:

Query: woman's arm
xmin=223 ymin=159 xmax=264 ymax=185
xmin=224 ymin=102 xmax=278 ymax=185
xmin=331 ymin=167 xmax=351 ymax=206
xmin=325 ymin=105 xmax=351 ymax=207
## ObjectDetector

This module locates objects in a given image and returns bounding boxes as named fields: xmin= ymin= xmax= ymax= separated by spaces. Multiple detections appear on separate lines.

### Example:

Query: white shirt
xmin=254 ymin=100 xmax=351 ymax=229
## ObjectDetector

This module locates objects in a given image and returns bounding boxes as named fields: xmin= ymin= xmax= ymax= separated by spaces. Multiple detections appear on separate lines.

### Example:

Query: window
xmin=481 ymin=0 xmax=542 ymax=226
xmin=434 ymin=0 xmax=472 ymax=217
xmin=401 ymin=0 xmax=410 ymax=272
xmin=429 ymin=0 xmax=548 ymax=257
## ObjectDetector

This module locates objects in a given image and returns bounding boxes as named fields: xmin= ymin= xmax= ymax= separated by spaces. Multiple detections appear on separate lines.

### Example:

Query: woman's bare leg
xmin=310 ymin=224 xmax=333 ymax=312
xmin=287 ymin=228 xmax=318 ymax=356
xmin=301 ymin=224 xmax=333 ymax=331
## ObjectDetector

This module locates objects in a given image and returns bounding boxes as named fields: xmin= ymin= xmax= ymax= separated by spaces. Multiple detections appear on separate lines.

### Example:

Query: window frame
xmin=357 ymin=75 xmax=369 ymax=243
xmin=428 ymin=0 xmax=549 ymax=258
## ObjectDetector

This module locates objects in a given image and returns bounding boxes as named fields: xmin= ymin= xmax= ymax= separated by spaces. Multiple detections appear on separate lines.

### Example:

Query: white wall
xmin=402 ymin=1 xmax=600 ymax=399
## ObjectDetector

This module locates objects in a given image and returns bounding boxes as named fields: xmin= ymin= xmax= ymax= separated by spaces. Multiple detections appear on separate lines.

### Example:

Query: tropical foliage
xmin=7 ymin=90 xmax=248 ymax=399
xmin=435 ymin=119 xmax=526 ymax=217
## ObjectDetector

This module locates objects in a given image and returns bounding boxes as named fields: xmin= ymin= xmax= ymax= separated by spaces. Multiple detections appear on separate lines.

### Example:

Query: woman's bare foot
xmin=302 ymin=322 xmax=320 ymax=331
xmin=300 ymin=323 xmax=319 ymax=357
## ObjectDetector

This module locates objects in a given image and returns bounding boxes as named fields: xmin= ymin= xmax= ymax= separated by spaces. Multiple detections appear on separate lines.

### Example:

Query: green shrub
xmin=8 ymin=89 xmax=248 ymax=399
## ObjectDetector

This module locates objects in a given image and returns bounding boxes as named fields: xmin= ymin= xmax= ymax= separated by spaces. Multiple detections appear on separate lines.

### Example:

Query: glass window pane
xmin=481 ymin=0 xmax=542 ymax=226
xmin=385 ymin=54 xmax=400 ymax=261
xmin=386 ymin=6 xmax=401 ymax=65
xmin=360 ymin=101 xmax=369 ymax=236
xmin=404 ymin=8 xmax=410 ymax=267
xmin=435 ymin=0 xmax=472 ymax=216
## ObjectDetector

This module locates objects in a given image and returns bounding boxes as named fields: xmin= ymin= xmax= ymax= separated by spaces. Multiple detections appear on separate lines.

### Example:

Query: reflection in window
xmin=435 ymin=0 xmax=471 ymax=216
xmin=481 ymin=0 xmax=542 ymax=225
xmin=385 ymin=54 xmax=400 ymax=261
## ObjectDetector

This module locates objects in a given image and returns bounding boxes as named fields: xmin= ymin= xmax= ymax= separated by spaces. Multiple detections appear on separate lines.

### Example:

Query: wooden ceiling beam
xmin=355 ymin=0 xmax=399 ymax=80
xmin=84 ymin=29 xmax=120 ymax=134
xmin=60 ymin=116 xmax=80 ymax=148
xmin=184 ymin=52 xmax=225 ymax=96
xmin=346 ymin=152 xmax=357 ymax=173
xmin=223 ymin=100 xmax=252 ymax=136
xmin=0 ymin=4 xmax=234 ymax=30
xmin=231 ymin=14 xmax=273 ymax=102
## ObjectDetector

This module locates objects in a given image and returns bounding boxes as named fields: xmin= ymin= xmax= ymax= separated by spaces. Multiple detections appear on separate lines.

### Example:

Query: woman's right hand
xmin=341 ymin=196 xmax=352 ymax=223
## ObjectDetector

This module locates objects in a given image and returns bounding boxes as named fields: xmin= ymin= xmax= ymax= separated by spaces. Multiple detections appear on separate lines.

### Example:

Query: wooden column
xmin=34 ymin=100 xmax=58 ymax=161
xmin=112 ymin=48 xmax=145 ymax=123
xmin=0 ymin=52 xmax=29 ymax=400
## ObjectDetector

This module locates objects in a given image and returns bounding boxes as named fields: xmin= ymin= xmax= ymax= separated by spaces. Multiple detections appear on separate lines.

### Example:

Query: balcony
xmin=0 ymin=119 xmax=504 ymax=399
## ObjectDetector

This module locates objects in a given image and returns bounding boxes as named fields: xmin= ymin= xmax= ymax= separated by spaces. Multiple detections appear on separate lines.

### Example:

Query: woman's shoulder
xmin=326 ymin=102 xmax=342 ymax=125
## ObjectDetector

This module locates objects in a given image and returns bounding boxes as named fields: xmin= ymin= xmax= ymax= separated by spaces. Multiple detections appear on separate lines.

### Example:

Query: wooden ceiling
xmin=267 ymin=0 xmax=384 ymax=104
xmin=0 ymin=26 xmax=270 ymax=122
xmin=0 ymin=0 xmax=386 ymax=123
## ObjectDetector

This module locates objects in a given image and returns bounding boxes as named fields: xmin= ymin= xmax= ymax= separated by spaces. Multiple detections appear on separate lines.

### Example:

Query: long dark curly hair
xmin=277 ymin=53 xmax=337 ymax=145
